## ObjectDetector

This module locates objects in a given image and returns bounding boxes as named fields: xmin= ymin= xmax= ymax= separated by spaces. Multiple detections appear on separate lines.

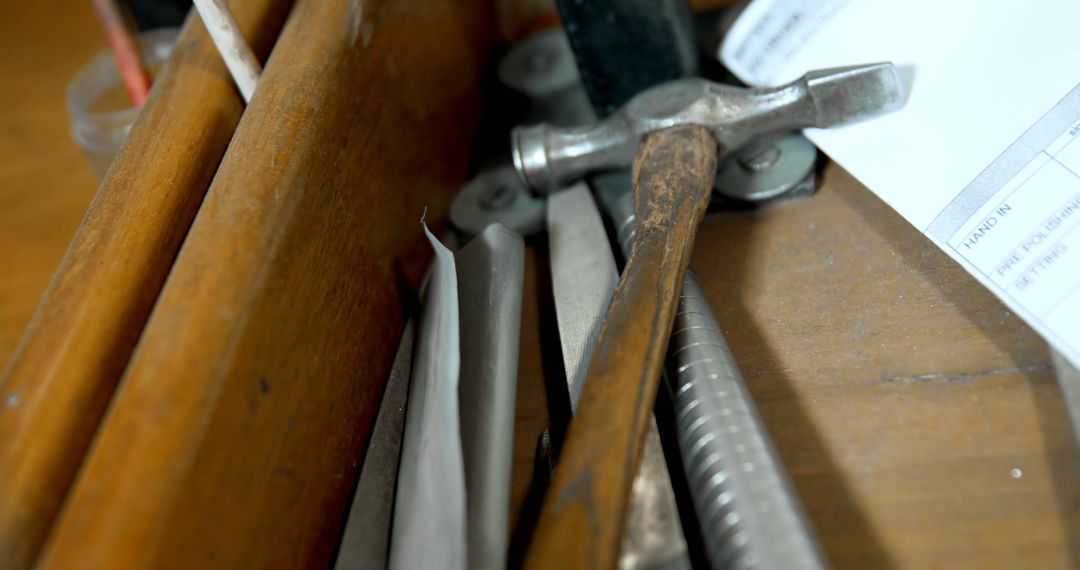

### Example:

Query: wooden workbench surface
xmin=507 ymin=164 xmax=1080 ymax=568
xmin=0 ymin=0 xmax=102 ymax=361
xmin=2 ymin=3 xmax=1077 ymax=568
xmin=692 ymin=168 xmax=1078 ymax=567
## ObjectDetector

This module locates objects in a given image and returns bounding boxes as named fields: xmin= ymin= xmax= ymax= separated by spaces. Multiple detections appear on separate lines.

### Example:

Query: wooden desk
xmin=1 ymin=2 xmax=1077 ymax=569
xmin=506 ymin=165 xmax=1080 ymax=568
xmin=0 ymin=0 xmax=101 ymax=360
xmin=691 ymin=168 xmax=1078 ymax=568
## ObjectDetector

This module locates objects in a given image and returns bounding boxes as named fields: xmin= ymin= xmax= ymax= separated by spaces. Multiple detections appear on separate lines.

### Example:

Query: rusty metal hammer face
xmin=512 ymin=63 xmax=904 ymax=195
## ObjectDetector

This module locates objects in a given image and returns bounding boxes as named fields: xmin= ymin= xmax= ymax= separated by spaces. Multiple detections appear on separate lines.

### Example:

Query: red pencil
xmin=91 ymin=0 xmax=151 ymax=106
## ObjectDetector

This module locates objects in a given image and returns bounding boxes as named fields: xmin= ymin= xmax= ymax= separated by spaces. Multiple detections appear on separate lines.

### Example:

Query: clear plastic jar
xmin=65 ymin=28 xmax=179 ymax=181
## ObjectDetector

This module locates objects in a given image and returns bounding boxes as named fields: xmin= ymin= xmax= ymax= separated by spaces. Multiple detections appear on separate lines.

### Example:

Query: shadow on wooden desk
xmin=689 ymin=161 xmax=1079 ymax=568
xmin=830 ymin=163 xmax=1080 ymax=568
xmin=502 ymin=160 xmax=1079 ymax=569
xmin=696 ymin=171 xmax=892 ymax=568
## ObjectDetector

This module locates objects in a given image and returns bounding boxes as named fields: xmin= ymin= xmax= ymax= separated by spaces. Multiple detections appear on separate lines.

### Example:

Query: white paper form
xmin=719 ymin=0 xmax=1080 ymax=365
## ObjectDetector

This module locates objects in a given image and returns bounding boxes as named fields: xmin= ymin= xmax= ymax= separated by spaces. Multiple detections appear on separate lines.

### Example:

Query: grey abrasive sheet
xmin=456 ymin=224 xmax=526 ymax=570
xmin=388 ymin=226 xmax=466 ymax=570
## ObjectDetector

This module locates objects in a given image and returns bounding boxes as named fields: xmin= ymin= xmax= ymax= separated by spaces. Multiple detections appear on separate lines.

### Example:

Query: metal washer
xmin=449 ymin=165 xmax=545 ymax=237
xmin=496 ymin=28 xmax=579 ymax=99
xmin=714 ymin=133 xmax=818 ymax=202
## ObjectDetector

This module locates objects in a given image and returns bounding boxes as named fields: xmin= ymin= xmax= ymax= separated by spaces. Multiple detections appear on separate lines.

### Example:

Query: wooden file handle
xmin=524 ymin=125 xmax=718 ymax=569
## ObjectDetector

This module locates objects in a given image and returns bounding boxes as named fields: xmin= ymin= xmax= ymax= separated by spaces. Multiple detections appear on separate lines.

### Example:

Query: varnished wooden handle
xmin=0 ymin=2 xmax=292 ymax=568
xmin=31 ymin=0 xmax=494 ymax=567
xmin=524 ymin=126 xmax=718 ymax=569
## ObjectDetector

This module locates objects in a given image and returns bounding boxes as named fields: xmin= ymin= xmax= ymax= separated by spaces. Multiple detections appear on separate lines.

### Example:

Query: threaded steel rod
xmin=610 ymin=191 xmax=824 ymax=570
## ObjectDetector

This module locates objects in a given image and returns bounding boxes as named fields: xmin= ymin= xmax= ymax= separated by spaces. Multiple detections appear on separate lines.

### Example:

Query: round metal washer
xmin=714 ymin=134 xmax=818 ymax=202
xmin=450 ymin=165 xmax=545 ymax=237
xmin=497 ymin=28 xmax=579 ymax=99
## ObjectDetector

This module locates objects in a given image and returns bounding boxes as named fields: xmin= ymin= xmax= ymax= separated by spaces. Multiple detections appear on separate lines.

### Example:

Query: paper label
xmin=720 ymin=0 xmax=1080 ymax=364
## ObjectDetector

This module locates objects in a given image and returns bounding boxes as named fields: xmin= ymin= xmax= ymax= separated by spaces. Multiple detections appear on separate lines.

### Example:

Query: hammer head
xmin=511 ymin=62 xmax=905 ymax=194
xmin=803 ymin=63 xmax=905 ymax=128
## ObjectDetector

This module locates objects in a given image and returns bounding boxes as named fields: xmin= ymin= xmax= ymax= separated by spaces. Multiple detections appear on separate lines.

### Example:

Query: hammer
xmin=517 ymin=64 xmax=904 ymax=569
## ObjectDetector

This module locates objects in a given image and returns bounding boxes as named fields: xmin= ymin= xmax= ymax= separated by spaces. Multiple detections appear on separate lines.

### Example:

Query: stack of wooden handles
xmin=0 ymin=0 xmax=494 ymax=567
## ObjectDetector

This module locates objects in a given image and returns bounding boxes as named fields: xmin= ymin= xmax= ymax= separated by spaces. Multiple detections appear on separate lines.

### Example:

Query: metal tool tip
xmin=511 ymin=124 xmax=555 ymax=195
xmin=804 ymin=62 xmax=905 ymax=128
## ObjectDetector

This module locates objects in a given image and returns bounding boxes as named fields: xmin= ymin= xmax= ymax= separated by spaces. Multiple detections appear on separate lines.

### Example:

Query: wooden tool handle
xmin=524 ymin=125 xmax=718 ymax=569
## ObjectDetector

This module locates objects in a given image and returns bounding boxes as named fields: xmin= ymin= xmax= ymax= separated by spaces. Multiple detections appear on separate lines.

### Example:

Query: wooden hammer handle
xmin=525 ymin=125 xmax=718 ymax=569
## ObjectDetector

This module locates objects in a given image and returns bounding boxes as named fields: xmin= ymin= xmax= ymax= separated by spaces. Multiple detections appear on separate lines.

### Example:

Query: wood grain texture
xmin=36 ymin=0 xmax=494 ymax=567
xmin=690 ymin=164 xmax=1080 ymax=569
xmin=524 ymin=126 xmax=717 ymax=570
xmin=4 ymin=3 xmax=1076 ymax=567
xmin=0 ymin=6 xmax=103 ymax=565
xmin=0 ymin=2 xmax=292 ymax=567
xmin=507 ymin=245 xmax=563 ymax=568
xmin=505 ymin=162 xmax=1079 ymax=568
xmin=0 ymin=1 xmax=101 ymax=361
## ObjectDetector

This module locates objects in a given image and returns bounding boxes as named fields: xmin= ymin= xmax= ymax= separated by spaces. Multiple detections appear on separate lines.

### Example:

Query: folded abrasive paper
xmin=388 ymin=225 xmax=466 ymax=570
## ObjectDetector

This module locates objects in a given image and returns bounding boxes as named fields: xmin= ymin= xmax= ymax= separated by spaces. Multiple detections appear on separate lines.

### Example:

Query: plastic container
xmin=65 ymin=28 xmax=179 ymax=181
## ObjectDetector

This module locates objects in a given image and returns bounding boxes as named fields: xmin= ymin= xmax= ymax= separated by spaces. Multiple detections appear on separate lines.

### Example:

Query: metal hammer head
xmin=512 ymin=62 xmax=904 ymax=194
